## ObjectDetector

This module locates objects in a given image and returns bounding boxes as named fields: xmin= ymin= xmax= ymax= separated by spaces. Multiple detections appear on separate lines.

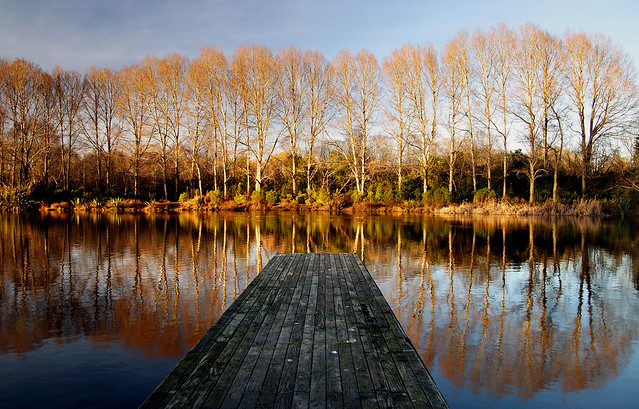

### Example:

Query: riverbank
xmin=34 ymin=197 xmax=620 ymax=218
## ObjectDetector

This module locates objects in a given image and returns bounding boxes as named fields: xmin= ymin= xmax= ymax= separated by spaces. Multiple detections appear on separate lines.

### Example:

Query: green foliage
xmin=251 ymin=190 xmax=264 ymax=204
xmin=474 ymin=188 xmax=497 ymax=204
xmin=335 ymin=193 xmax=352 ymax=210
xmin=178 ymin=191 xmax=190 ymax=202
xmin=610 ymin=187 xmax=639 ymax=218
xmin=0 ymin=186 xmax=31 ymax=209
xmin=316 ymin=188 xmax=332 ymax=205
xmin=107 ymin=197 xmax=124 ymax=209
xmin=264 ymin=190 xmax=279 ymax=206
xmin=423 ymin=188 xmax=451 ymax=207
xmin=206 ymin=190 xmax=223 ymax=206
xmin=296 ymin=192 xmax=307 ymax=204
xmin=401 ymin=175 xmax=423 ymax=201
xmin=234 ymin=193 xmax=248 ymax=204
xmin=372 ymin=181 xmax=395 ymax=203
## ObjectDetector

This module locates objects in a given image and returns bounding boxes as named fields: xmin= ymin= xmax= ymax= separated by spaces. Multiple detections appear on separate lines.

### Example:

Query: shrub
xmin=610 ymin=188 xmax=639 ymax=218
xmin=234 ymin=193 xmax=248 ymax=204
xmin=107 ymin=197 xmax=124 ymax=209
xmin=0 ymin=186 xmax=30 ymax=209
xmin=251 ymin=190 xmax=264 ymax=204
xmin=423 ymin=188 xmax=451 ymax=207
xmin=264 ymin=190 xmax=279 ymax=206
xmin=307 ymin=187 xmax=331 ymax=205
xmin=206 ymin=190 xmax=223 ymax=207
xmin=373 ymin=181 xmax=395 ymax=203
xmin=404 ymin=199 xmax=421 ymax=208
xmin=474 ymin=188 xmax=497 ymax=204
xmin=296 ymin=192 xmax=307 ymax=204
xmin=178 ymin=191 xmax=190 ymax=202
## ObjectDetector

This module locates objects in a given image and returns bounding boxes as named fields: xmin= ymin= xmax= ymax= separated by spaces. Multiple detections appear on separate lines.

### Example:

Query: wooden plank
xmin=336 ymin=254 xmax=382 ymax=409
xmin=140 ymin=254 xmax=288 ymax=408
xmin=309 ymin=254 xmax=327 ymax=409
xmin=291 ymin=255 xmax=319 ymax=409
xmin=350 ymin=254 xmax=447 ymax=408
xmin=274 ymin=253 xmax=313 ymax=409
xmin=141 ymin=253 xmax=449 ymax=409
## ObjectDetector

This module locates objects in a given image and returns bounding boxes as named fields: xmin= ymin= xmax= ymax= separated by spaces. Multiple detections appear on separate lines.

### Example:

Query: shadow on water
xmin=0 ymin=212 xmax=638 ymax=408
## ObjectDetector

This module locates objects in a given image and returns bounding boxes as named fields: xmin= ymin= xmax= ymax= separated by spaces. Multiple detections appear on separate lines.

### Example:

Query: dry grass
xmin=435 ymin=199 xmax=605 ymax=217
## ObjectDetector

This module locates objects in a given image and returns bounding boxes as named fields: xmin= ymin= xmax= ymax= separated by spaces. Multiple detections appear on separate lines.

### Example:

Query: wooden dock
xmin=140 ymin=253 xmax=448 ymax=409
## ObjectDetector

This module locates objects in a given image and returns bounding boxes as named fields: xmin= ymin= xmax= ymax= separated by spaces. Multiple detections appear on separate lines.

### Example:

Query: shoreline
xmin=30 ymin=197 xmax=615 ymax=218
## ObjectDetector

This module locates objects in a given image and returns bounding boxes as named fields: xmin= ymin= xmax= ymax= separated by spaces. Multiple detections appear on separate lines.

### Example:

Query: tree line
xmin=1 ymin=23 xmax=638 ymax=206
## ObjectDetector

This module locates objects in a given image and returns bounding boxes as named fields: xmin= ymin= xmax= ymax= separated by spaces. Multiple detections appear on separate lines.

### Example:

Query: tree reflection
xmin=0 ymin=213 xmax=637 ymax=400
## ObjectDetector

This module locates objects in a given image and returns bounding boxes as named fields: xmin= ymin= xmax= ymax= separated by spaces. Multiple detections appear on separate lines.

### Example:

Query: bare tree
xmin=53 ymin=66 xmax=85 ymax=191
xmin=40 ymin=72 xmax=58 ymax=188
xmin=142 ymin=56 xmax=169 ymax=199
xmin=383 ymin=46 xmax=412 ymax=195
xmin=441 ymin=39 xmax=465 ymax=193
xmin=491 ymin=23 xmax=515 ymax=198
xmin=473 ymin=28 xmax=497 ymax=190
xmin=539 ymin=34 xmax=561 ymax=166
xmin=537 ymin=31 xmax=563 ymax=201
xmin=185 ymin=53 xmax=211 ymax=197
xmin=234 ymin=45 xmax=280 ymax=193
xmin=0 ymin=59 xmax=6 ymax=184
xmin=563 ymin=31 xmax=639 ymax=195
xmin=83 ymin=66 xmax=104 ymax=188
xmin=403 ymin=43 xmax=440 ymax=195
xmin=303 ymin=49 xmax=333 ymax=194
xmin=276 ymin=46 xmax=305 ymax=197
xmin=118 ymin=62 xmax=151 ymax=198
xmin=331 ymin=49 xmax=379 ymax=197
xmin=0 ymin=58 xmax=46 ymax=188
xmin=453 ymin=30 xmax=478 ymax=192
xmin=513 ymin=24 xmax=544 ymax=203
xmin=144 ymin=54 xmax=188 ymax=200
xmin=83 ymin=67 xmax=120 ymax=193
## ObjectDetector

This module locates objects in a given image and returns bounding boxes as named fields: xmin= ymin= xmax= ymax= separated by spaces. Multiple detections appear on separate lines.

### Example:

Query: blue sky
xmin=1 ymin=0 xmax=638 ymax=72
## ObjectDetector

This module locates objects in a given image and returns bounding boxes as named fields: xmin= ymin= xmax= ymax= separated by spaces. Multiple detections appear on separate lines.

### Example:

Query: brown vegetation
xmin=1 ymin=24 xmax=638 ymax=215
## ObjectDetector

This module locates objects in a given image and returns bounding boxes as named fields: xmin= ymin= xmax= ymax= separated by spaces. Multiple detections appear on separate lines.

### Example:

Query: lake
xmin=0 ymin=212 xmax=638 ymax=408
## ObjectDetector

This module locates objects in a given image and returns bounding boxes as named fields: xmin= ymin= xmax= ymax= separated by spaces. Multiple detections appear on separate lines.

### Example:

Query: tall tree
xmin=513 ymin=24 xmax=544 ymax=203
xmin=537 ymin=31 xmax=564 ymax=202
xmin=473 ymin=28 xmax=497 ymax=190
xmin=39 ymin=72 xmax=58 ymax=188
xmin=142 ymin=56 xmax=169 ymax=199
xmin=144 ymin=54 xmax=188 ymax=200
xmin=404 ymin=43 xmax=440 ymax=195
xmin=118 ymin=62 xmax=151 ymax=198
xmin=0 ymin=59 xmax=45 ymax=188
xmin=383 ymin=46 xmax=412 ymax=195
xmin=83 ymin=66 xmax=105 ymax=189
xmin=234 ymin=45 xmax=280 ymax=193
xmin=441 ymin=39 xmax=465 ymax=193
xmin=491 ymin=23 xmax=515 ymax=198
xmin=0 ymin=59 xmax=6 ymax=184
xmin=303 ymin=49 xmax=333 ymax=194
xmin=563 ymin=31 xmax=639 ymax=195
xmin=53 ymin=66 xmax=84 ymax=191
xmin=161 ymin=54 xmax=188 ymax=199
xmin=453 ymin=30 xmax=478 ymax=192
xmin=84 ymin=67 xmax=120 ymax=193
xmin=332 ymin=49 xmax=379 ymax=197
xmin=185 ymin=54 xmax=210 ymax=197
xmin=276 ymin=46 xmax=305 ymax=197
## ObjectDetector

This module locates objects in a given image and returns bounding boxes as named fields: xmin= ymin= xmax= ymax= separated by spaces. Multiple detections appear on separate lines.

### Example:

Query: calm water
xmin=0 ymin=212 xmax=638 ymax=408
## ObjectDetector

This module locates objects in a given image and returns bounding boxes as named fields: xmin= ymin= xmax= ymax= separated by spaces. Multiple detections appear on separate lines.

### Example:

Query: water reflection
xmin=0 ymin=212 xmax=638 ymax=407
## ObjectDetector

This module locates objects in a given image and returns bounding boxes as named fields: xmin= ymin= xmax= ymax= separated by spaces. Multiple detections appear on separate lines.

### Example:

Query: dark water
xmin=0 ymin=212 xmax=638 ymax=408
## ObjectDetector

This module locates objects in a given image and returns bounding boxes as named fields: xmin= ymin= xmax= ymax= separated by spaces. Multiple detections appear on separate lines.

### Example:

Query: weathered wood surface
xmin=140 ymin=253 xmax=449 ymax=409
